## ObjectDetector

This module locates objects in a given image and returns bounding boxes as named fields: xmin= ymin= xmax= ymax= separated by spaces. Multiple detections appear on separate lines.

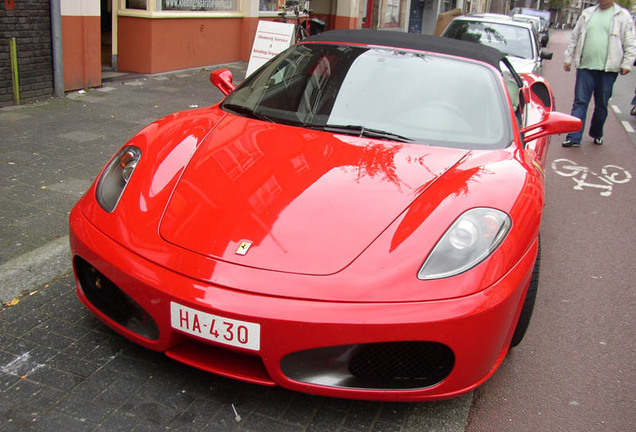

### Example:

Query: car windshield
xmin=444 ymin=21 xmax=534 ymax=60
xmin=221 ymin=43 xmax=510 ymax=150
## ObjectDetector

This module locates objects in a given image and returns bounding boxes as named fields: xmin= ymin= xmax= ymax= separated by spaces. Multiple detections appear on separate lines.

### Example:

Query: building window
xmin=260 ymin=0 xmax=285 ymax=12
xmin=379 ymin=0 xmax=406 ymax=29
xmin=126 ymin=0 xmax=147 ymax=9
xmin=159 ymin=0 xmax=239 ymax=11
xmin=442 ymin=0 xmax=456 ymax=13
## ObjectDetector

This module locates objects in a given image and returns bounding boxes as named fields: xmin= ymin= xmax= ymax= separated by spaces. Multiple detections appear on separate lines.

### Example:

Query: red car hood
xmin=160 ymin=115 xmax=468 ymax=275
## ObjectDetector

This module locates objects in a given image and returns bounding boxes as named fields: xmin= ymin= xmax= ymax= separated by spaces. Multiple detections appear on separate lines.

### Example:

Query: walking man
xmin=562 ymin=0 xmax=636 ymax=147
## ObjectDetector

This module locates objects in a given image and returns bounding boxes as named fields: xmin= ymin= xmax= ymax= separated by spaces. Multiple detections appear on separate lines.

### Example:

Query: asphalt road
xmin=465 ymin=29 xmax=636 ymax=432
xmin=609 ymin=57 xmax=636 ymax=148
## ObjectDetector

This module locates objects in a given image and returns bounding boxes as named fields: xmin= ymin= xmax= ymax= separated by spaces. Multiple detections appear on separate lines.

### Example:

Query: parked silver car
xmin=513 ymin=13 xmax=550 ymax=47
xmin=441 ymin=14 xmax=553 ymax=75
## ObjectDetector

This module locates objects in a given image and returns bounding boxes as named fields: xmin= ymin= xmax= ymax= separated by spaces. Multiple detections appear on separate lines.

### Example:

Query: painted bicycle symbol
xmin=551 ymin=159 xmax=632 ymax=197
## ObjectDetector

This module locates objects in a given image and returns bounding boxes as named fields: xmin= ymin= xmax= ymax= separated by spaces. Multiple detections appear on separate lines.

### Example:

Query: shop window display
xmin=160 ymin=0 xmax=238 ymax=11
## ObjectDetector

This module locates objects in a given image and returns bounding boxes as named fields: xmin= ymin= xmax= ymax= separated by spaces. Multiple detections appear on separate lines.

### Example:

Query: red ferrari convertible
xmin=69 ymin=30 xmax=580 ymax=401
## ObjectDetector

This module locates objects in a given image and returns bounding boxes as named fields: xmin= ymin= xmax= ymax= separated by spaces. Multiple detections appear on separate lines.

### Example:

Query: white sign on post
xmin=246 ymin=20 xmax=295 ymax=77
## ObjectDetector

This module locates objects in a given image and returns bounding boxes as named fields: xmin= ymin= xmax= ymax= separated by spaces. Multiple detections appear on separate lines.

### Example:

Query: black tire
xmin=509 ymin=238 xmax=541 ymax=348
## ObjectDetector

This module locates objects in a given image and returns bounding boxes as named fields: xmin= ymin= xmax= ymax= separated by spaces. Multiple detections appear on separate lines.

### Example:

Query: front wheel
xmin=510 ymin=238 xmax=541 ymax=348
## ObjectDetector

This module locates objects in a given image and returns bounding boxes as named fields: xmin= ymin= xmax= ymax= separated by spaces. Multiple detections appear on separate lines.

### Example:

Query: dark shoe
xmin=631 ymin=105 xmax=636 ymax=116
xmin=593 ymin=137 xmax=603 ymax=145
xmin=562 ymin=140 xmax=580 ymax=147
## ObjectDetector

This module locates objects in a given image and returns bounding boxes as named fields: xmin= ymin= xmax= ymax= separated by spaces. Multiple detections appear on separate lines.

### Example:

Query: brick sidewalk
xmin=1 ymin=275 xmax=470 ymax=431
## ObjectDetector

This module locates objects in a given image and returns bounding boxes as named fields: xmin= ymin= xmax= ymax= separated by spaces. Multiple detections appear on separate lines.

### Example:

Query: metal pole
xmin=10 ymin=38 xmax=20 ymax=105
xmin=50 ymin=0 xmax=65 ymax=97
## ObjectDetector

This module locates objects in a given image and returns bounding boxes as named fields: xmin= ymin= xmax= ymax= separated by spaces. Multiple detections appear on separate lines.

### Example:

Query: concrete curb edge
xmin=0 ymin=236 xmax=71 ymax=302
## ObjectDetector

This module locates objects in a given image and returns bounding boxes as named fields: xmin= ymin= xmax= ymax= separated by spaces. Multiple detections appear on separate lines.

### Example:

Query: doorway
xmin=100 ymin=0 xmax=113 ymax=68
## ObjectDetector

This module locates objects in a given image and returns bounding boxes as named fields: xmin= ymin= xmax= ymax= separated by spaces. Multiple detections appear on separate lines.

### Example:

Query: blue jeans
xmin=566 ymin=69 xmax=618 ymax=143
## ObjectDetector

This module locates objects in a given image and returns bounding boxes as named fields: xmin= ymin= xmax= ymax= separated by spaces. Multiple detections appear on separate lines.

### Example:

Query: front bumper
xmin=69 ymin=205 xmax=536 ymax=402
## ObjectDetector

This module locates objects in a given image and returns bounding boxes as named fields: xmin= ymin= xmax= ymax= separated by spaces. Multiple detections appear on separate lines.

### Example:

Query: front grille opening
xmin=281 ymin=341 xmax=454 ymax=390
xmin=74 ymin=256 xmax=159 ymax=340
xmin=348 ymin=341 xmax=454 ymax=383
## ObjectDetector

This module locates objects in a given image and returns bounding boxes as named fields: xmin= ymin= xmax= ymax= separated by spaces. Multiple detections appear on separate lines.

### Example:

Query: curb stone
xmin=0 ymin=236 xmax=71 ymax=302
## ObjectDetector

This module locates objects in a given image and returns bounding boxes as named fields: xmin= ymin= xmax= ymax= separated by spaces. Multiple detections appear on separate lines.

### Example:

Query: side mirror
xmin=540 ymin=50 xmax=553 ymax=60
xmin=210 ymin=69 xmax=236 ymax=96
xmin=521 ymin=111 xmax=581 ymax=142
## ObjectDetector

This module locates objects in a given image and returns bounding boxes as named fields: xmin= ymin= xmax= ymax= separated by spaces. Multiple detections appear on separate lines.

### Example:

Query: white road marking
xmin=612 ymin=104 xmax=621 ymax=114
xmin=621 ymin=120 xmax=634 ymax=133
xmin=551 ymin=159 xmax=632 ymax=197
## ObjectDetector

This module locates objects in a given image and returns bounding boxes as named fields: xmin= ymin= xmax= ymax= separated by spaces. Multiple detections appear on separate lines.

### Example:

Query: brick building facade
xmin=1 ymin=0 xmax=54 ymax=107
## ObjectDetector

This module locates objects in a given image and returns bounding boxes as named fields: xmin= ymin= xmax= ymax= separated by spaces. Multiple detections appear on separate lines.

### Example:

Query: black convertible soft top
xmin=302 ymin=29 xmax=506 ymax=71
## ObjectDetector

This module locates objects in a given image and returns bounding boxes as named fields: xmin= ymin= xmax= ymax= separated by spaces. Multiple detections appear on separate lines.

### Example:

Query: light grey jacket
xmin=564 ymin=4 xmax=636 ymax=72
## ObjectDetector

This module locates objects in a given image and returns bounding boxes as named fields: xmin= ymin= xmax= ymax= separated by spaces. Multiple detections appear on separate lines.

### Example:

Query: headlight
xmin=418 ymin=208 xmax=511 ymax=280
xmin=96 ymin=146 xmax=141 ymax=212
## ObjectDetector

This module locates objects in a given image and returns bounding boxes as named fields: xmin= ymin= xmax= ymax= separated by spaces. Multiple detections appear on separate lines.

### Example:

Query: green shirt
xmin=580 ymin=6 xmax=614 ymax=70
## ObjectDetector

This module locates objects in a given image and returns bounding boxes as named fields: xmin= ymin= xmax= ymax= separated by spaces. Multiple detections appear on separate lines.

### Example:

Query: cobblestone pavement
xmin=0 ymin=66 xmax=472 ymax=431
xmin=1 ymin=274 xmax=470 ymax=431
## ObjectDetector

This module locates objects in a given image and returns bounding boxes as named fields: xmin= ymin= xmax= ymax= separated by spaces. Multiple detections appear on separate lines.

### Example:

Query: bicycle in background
xmin=276 ymin=0 xmax=326 ymax=43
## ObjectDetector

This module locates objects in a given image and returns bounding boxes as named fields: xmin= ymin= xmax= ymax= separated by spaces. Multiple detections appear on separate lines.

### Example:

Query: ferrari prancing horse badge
xmin=236 ymin=241 xmax=252 ymax=255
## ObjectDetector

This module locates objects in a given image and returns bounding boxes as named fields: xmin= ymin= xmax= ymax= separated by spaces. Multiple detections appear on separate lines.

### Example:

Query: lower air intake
xmin=281 ymin=341 xmax=454 ymax=390
xmin=74 ymin=256 xmax=159 ymax=341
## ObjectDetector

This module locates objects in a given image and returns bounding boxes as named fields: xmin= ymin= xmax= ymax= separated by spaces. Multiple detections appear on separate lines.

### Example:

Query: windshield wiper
xmin=222 ymin=103 xmax=274 ymax=123
xmin=320 ymin=124 xmax=414 ymax=143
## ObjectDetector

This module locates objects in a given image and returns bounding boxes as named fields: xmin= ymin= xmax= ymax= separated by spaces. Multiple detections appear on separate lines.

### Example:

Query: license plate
xmin=170 ymin=302 xmax=260 ymax=351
